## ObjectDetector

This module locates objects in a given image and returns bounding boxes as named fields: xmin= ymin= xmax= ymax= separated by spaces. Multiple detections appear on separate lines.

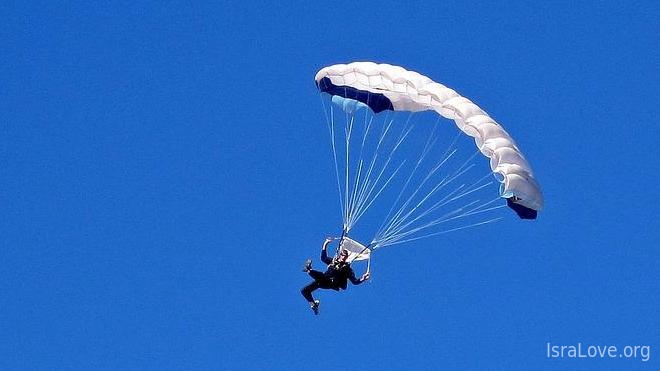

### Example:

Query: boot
xmin=310 ymin=300 xmax=320 ymax=315
xmin=302 ymin=259 xmax=312 ymax=272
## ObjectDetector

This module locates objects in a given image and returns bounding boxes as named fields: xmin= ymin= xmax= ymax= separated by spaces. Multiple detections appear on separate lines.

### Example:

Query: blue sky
xmin=2 ymin=1 xmax=659 ymax=370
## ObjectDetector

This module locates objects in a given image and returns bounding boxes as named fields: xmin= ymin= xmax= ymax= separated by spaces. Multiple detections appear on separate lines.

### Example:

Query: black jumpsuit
xmin=301 ymin=248 xmax=363 ymax=303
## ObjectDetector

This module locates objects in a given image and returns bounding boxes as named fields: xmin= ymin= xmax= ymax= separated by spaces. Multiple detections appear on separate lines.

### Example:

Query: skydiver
xmin=300 ymin=237 xmax=370 ymax=315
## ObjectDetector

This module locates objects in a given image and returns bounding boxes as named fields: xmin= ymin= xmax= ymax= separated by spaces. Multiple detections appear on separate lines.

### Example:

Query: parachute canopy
xmin=315 ymin=62 xmax=543 ymax=219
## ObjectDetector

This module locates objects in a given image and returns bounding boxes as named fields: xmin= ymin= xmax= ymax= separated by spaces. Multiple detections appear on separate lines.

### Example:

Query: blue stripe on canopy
xmin=317 ymin=77 xmax=394 ymax=113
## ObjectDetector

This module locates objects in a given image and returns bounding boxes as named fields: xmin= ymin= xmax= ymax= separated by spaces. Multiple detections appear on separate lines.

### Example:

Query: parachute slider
xmin=339 ymin=237 xmax=371 ymax=262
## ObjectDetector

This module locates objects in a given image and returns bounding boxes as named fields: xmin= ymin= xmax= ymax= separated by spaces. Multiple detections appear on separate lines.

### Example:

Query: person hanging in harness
xmin=300 ymin=236 xmax=370 ymax=314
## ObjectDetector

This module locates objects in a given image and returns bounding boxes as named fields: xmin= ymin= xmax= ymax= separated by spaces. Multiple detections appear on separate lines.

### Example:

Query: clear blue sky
xmin=2 ymin=1 xmax=658 ymax=370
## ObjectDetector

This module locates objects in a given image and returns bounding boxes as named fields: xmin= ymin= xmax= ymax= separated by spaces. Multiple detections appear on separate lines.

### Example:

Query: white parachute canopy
xmin=316 ymin=62 xmax=543 ymax=250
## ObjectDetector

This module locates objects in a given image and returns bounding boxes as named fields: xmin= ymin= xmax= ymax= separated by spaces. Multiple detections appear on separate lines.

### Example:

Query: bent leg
xmin=301 ymin=281 xmax=319 ymax=303
xmin=308 ymin=270 xmax=334 ymax=289
xmin=307 ymin=269 xmax=326 ymax=281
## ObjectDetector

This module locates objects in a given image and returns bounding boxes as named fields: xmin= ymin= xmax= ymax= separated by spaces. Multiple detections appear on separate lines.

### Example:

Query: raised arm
xmin=320 ymin=237 xmax=334 ymax=265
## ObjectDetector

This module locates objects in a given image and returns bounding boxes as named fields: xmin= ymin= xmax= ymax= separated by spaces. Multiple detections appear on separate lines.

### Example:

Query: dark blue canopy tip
xmin=506 ymin=198 xmax=538 ymax=219
xmin=317 ymin=77 xmax=394 ymax=113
